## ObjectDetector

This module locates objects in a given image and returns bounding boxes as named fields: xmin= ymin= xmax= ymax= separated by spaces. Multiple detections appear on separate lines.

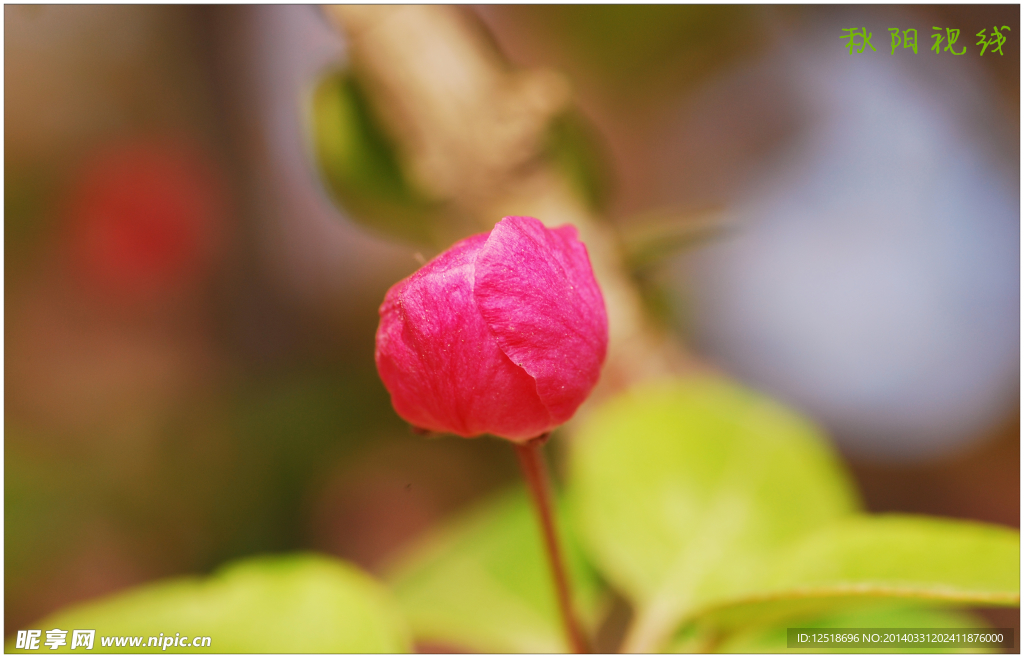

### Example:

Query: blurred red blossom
xmin=65 ymin=136 xmax=228 ymax=302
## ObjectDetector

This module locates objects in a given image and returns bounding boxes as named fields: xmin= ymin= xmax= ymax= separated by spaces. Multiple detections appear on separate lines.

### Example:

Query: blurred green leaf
xmin=567 ymin=377 xmax=861 ymax=651
xmin=310 ymin=70 xmax=441 ymax=245
xmin=310 ymin=72 xmax=617 ymax=246
xmin=7 ymin=554 xmax=410 ymax=653
xmin=543 ymin=111 xmax=613 ymax=212
xmin=688 ymin=515 xmax=1019 ymax=635
xmin=386 ymin=486 xmax=606 ymax=653
xmin=709 ymin=603 xmax=992 ymax=654
xmin=567 ymin=378 xmax=1020 ymax=652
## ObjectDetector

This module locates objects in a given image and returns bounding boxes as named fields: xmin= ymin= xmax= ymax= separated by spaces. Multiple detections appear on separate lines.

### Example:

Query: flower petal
xmin=474 ymin=216 xmax=608 ymax=423
xmin=375 ymin=233 xmax=554 ymax=440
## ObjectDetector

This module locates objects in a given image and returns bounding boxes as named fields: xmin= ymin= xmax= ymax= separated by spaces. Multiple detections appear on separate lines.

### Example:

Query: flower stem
xmin=514 ymin=435 xmax=591 ymax=654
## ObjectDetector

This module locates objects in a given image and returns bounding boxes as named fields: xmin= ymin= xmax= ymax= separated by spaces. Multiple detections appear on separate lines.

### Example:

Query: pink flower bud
xmin=375 ymin=216 xmax=608 ymax=442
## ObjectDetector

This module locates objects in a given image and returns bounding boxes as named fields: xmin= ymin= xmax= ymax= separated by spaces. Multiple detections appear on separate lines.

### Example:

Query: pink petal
xmin=375 ymin=233 xmax=554 ymax=440
xmin=474 ymin=216 xmax=608 ymax=424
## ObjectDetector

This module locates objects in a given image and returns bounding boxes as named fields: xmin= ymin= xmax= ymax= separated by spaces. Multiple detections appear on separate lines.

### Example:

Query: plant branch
xmin=322 ymin=5 xmax=700 ymax=403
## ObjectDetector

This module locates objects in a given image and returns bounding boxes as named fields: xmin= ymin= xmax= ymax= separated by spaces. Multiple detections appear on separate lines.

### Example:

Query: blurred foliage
xmin=567 ymin=378 xmax=1018 ymax=651
xmin=6 ymin=555 xmax=410 ymax=653
xmin=311 ymin=70 xmax=441 ymax=245
xmin=7 ymin=6 xmax=1018 ymax=651
xmin=310 ymin=71 xmax=614 ymax=246
xmin=385 ymin=487 xmax=606 ymax=653
xmin=541 ymin=111 xmax=613 ymax=213
xmin=690 ymin=516 xmax=1019 ymax=634
xmin=617 ymin=205 xmax=733 ymax=334
xmin=569 ymin=377 xmax=860 ymax=649
xmin=4 ymin=361 xmax=402 ymax=631
xmin=14 ymin=375 xmax=1018 ymax=653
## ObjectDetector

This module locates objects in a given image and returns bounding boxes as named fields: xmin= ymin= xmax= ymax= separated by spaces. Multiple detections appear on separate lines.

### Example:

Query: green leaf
xmin=711 ymin=603 xmax=993 ymax=654
xmin=386 ymin=486 xmax=607 ymax=653
xmin=691 ymin=515 xmax=1020 ymax=633
xmin=309 ymin=70 xmax=442 ymax=246
xmin=6 ymin=554 xmax=410 ymax=653
xmin=567 ymin=377 xmax=1020 ymax=652
xmin=567 ymin=377 xmax=861 ymax=652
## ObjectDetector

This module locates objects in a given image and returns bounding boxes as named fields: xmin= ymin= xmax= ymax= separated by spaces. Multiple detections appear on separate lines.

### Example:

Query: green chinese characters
xmin=846 ymin=25 xmax=1012 ymax=56
xmin=976 ymin=26 xmax=1011 ymax=56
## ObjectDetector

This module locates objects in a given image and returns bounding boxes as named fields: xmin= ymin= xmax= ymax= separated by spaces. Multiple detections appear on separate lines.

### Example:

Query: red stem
xmin=514 ymin=435 xmax=591 ymax=654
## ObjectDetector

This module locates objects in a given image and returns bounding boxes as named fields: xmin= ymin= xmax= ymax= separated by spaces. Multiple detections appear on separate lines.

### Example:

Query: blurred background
xmin=5 ymin=4 xmax=1019 ymax=639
